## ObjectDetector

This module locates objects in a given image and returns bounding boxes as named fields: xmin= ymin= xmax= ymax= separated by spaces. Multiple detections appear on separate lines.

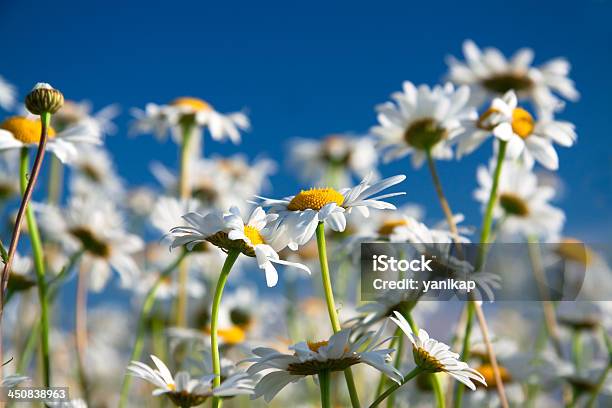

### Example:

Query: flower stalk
xmin=319 ymin=370 xmax=332 ymax=408
xmin=119 ymin=251 xmax=187 ymax=408
xmin=424 ymin=148 xmax=508 ymax=408
xmin=175 ymin=121 xmax=194 ymax=327
xmin=369 ymin=366 xmax=424 ymax=408
xmin=315 ymin=222 xmax=361 ymax=408
xmin=211 ymin=249 xmax=240 ymax=408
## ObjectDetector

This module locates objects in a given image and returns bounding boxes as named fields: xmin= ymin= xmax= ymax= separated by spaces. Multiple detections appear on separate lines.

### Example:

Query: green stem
xmin=16 ymin=251 xmax=83 ymax=375
xmin=315 ymin=222 xmax=360 ymax=408
xmin=176 ymin=122 xmax=194 ymax=328
xmin=586 ymin=364 xmax=611 ymax=407
xmin=20 ymin=147 xmax=51 ymax=387
xmin=119 ymin=251 xmax=187 ymax=408
xmin=571 ymin=330 xmax=583 ymax=371
xmin=47 ymin=156 xmax=63 ymax=204
xmin=432 ymin=373 xmax=446 ymax=408
xmin=319 ymin=370 xmax=331 ymax=408
xmin=454 ymin=302 xmax=474 ymax=408
xmin=453 ymin=142 xmax=507 ymax=408
xmin=369 ymin=366 xmax=424 ymax=408
xmin=386 ymin=330 xmax=404 ymax=408
xmin=211 ymin=249 xmax=240 ymax=408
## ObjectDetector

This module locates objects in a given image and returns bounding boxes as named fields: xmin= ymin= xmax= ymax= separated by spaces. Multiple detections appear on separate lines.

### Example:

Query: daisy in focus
xmin=0 ymin=115 xmax=102 ymax=163
xmin=245 ymin=325 xmax=402 ymax=402
xmin=258 ymin=173 xmax=406 ymax=249
xmin=390 ymin=311 xmax=487 ymax=390
xmin=457 ymin=90 xmax=576 ymax=168
xmin=447 ymin=39 xmax=579 ymax=113
xmin=169 ymin=206 xmax=310 ymax=287
xmin=128 ymin=354 xmax=254 ymax=407
xmin=36 ymin=195 xmax=143 ymax=291
xmin=371 ymin=81 xmax=476 ymax=167
xmin=0 ymin=75 xmax=17 ymax=111
xmin=474 ymin=158 xmax=565 ymax=240
xmin=288 ymin=134 xmax=378 ymax=187
xmin=130 ymin=97 xmax=249 ymax=145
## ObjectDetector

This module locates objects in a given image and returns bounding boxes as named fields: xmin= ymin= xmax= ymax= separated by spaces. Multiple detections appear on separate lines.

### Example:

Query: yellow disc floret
xmin=511 ymin=108 xmax=534 ymax=138
xmin=287 ymin=188 xmax=345 ymax=211
xmin=476 ymin=364 xmax=512 ymax=387
xmin=307 ymin=340 xmax=329 ymax=353
xmin=170 ymin=97 xmax=212 ymax=112
xmin=0 ymin=116 xmax=56 ymax=144
xmin=377 ymin=219 xmax=409 ymax=236
xmin=217 ymin=326 xmax=246 ymax=345
xmin=243 ymin=225 xmax=265 ymax=246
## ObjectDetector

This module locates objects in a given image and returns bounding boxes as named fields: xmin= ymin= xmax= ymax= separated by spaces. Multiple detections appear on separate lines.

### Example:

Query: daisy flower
xmin=170 ymin=206 xmax=310 ymax=287
xmin=130 ymin=97 xmax=249 ymax=145
xmin=51 ymin=99 xmax=119 ymax=136
xmin=7 ymin=252 xmax=36 ymax=293
xmin=371 ymin=81 xmax=476 ymax=167
xmin=0 ymin=374 xmax=29 ymax=388
xmin=390 ymin=311 xmax=487 ymax=390
xmin=0 ymin=115 xmax=102 ymax=164
xmin=69 ymin=146 xmax=124 ymax=198
xmin=36 ymin=195 xmax=143 ymax=291
xmin=151 ymin=155 xmax=275 ymax=213
xmin=446 ymin=39 xmax=579 ymax=113
xmin=457 ymin=90 xmax=576 ymax=168
xmin=245 ymin=325 xmax=402 ymax=402
xmin=127 ymin=355 xmax=254 ymax=407
xmin=258 ymin=173 xmax=406 ymax=249
xmin=288 ymin=134 xmax=378 ymax=187
xmin=0 ymin=75 xmax=17 ymax=111
xmin=474 ymin=159 xmax=565 ymax=240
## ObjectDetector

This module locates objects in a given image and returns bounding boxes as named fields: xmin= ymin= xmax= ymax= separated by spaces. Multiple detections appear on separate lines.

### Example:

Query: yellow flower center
xmin=170 ymin=97 xmax=212 ymax=112
xmin=498 ymin=193 xmax=530 ymax=217
xmin=476 ymin=364 xmax=512 ymax=387
xmin=511 ymin=108 xmax=534 ymax=138
xmin=218 ymin=326 xmax=246 ymax=345
xmin=0 ymin=116 xmax=56 ymax=144
xmin=413 ymin=346 xmax=445 ymax=371
xmin=167 ymin=383 xmax=176 ymax=391
xmin=555 ymin=238 xmax=593 ymax=266
xmin=377 ymin=219 xmax=409 ymax=236
xmin=243 ymin=225 xmax=264 ymax=246
xmin=287 ymin=188 xmax=345 ymax=211
xmin=307 ymin=340 xmax=329 ymax=353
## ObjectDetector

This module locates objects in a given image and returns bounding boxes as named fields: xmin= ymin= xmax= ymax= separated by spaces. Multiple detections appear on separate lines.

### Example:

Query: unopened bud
xmin=25 ymin=83 xmax=64 ymax=115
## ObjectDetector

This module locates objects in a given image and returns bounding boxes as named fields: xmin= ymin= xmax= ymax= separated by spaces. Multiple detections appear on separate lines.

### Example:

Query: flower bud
xmin=25 ymin=83 xmax=64 ymax=115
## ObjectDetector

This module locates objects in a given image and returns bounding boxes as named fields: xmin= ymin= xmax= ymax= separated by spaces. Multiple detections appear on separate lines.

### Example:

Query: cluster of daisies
xmin=0 ymin=39 xmax=609 ymax=408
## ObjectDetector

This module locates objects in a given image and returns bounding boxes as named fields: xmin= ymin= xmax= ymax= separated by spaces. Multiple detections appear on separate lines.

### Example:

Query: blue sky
xmin=1 ymin=0 xmax=611 ymax=240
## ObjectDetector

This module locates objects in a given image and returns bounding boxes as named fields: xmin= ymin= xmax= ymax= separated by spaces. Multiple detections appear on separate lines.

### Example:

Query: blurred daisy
xmin=130 ymin=97 xmax=249 ymax=145
xmin=152 ymin=155 xmax=274 ymax=213
xmin=128 ymin=355 xmax=254 ymax=407
xmin=390 ymin=311 xmax=487 ymax=390
xmin=288 ymin=134 xmax=378 ymax=187
xmin=0 ymin=115 xmax=101 ymax=163
xmin=0 ymin=151 xmax=20 ymax=200
xmin=245 ymin=325 xmax=402 ymax=402
xmin=372 ymin=81 xmax=476 ymax=167
xmin=457 ymin=90 xmax=576 ymax=168
xmin=0 ymin=75 xmax=17 ymax=111
xmin=258 ymin=173 xmax=405 ymax=249
xmin=447 ymin=39 xmax=579 ymax=113
xmin=7 ymin=252 xmax=36 ymax=293
xmin=69 ymin=146 xmax=124 ymax=198
xmin=0 ymin=374 xmax=29 ymax=387
xmin=52 ymin=99 xmax=119 ymax=136
xmin=36 ymin=195 xmax=143 ymax=291
xmin=474 ymin=159 xmax=565 ymax=240
xmin=170 ymin=206 xmax=310 ymax=287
